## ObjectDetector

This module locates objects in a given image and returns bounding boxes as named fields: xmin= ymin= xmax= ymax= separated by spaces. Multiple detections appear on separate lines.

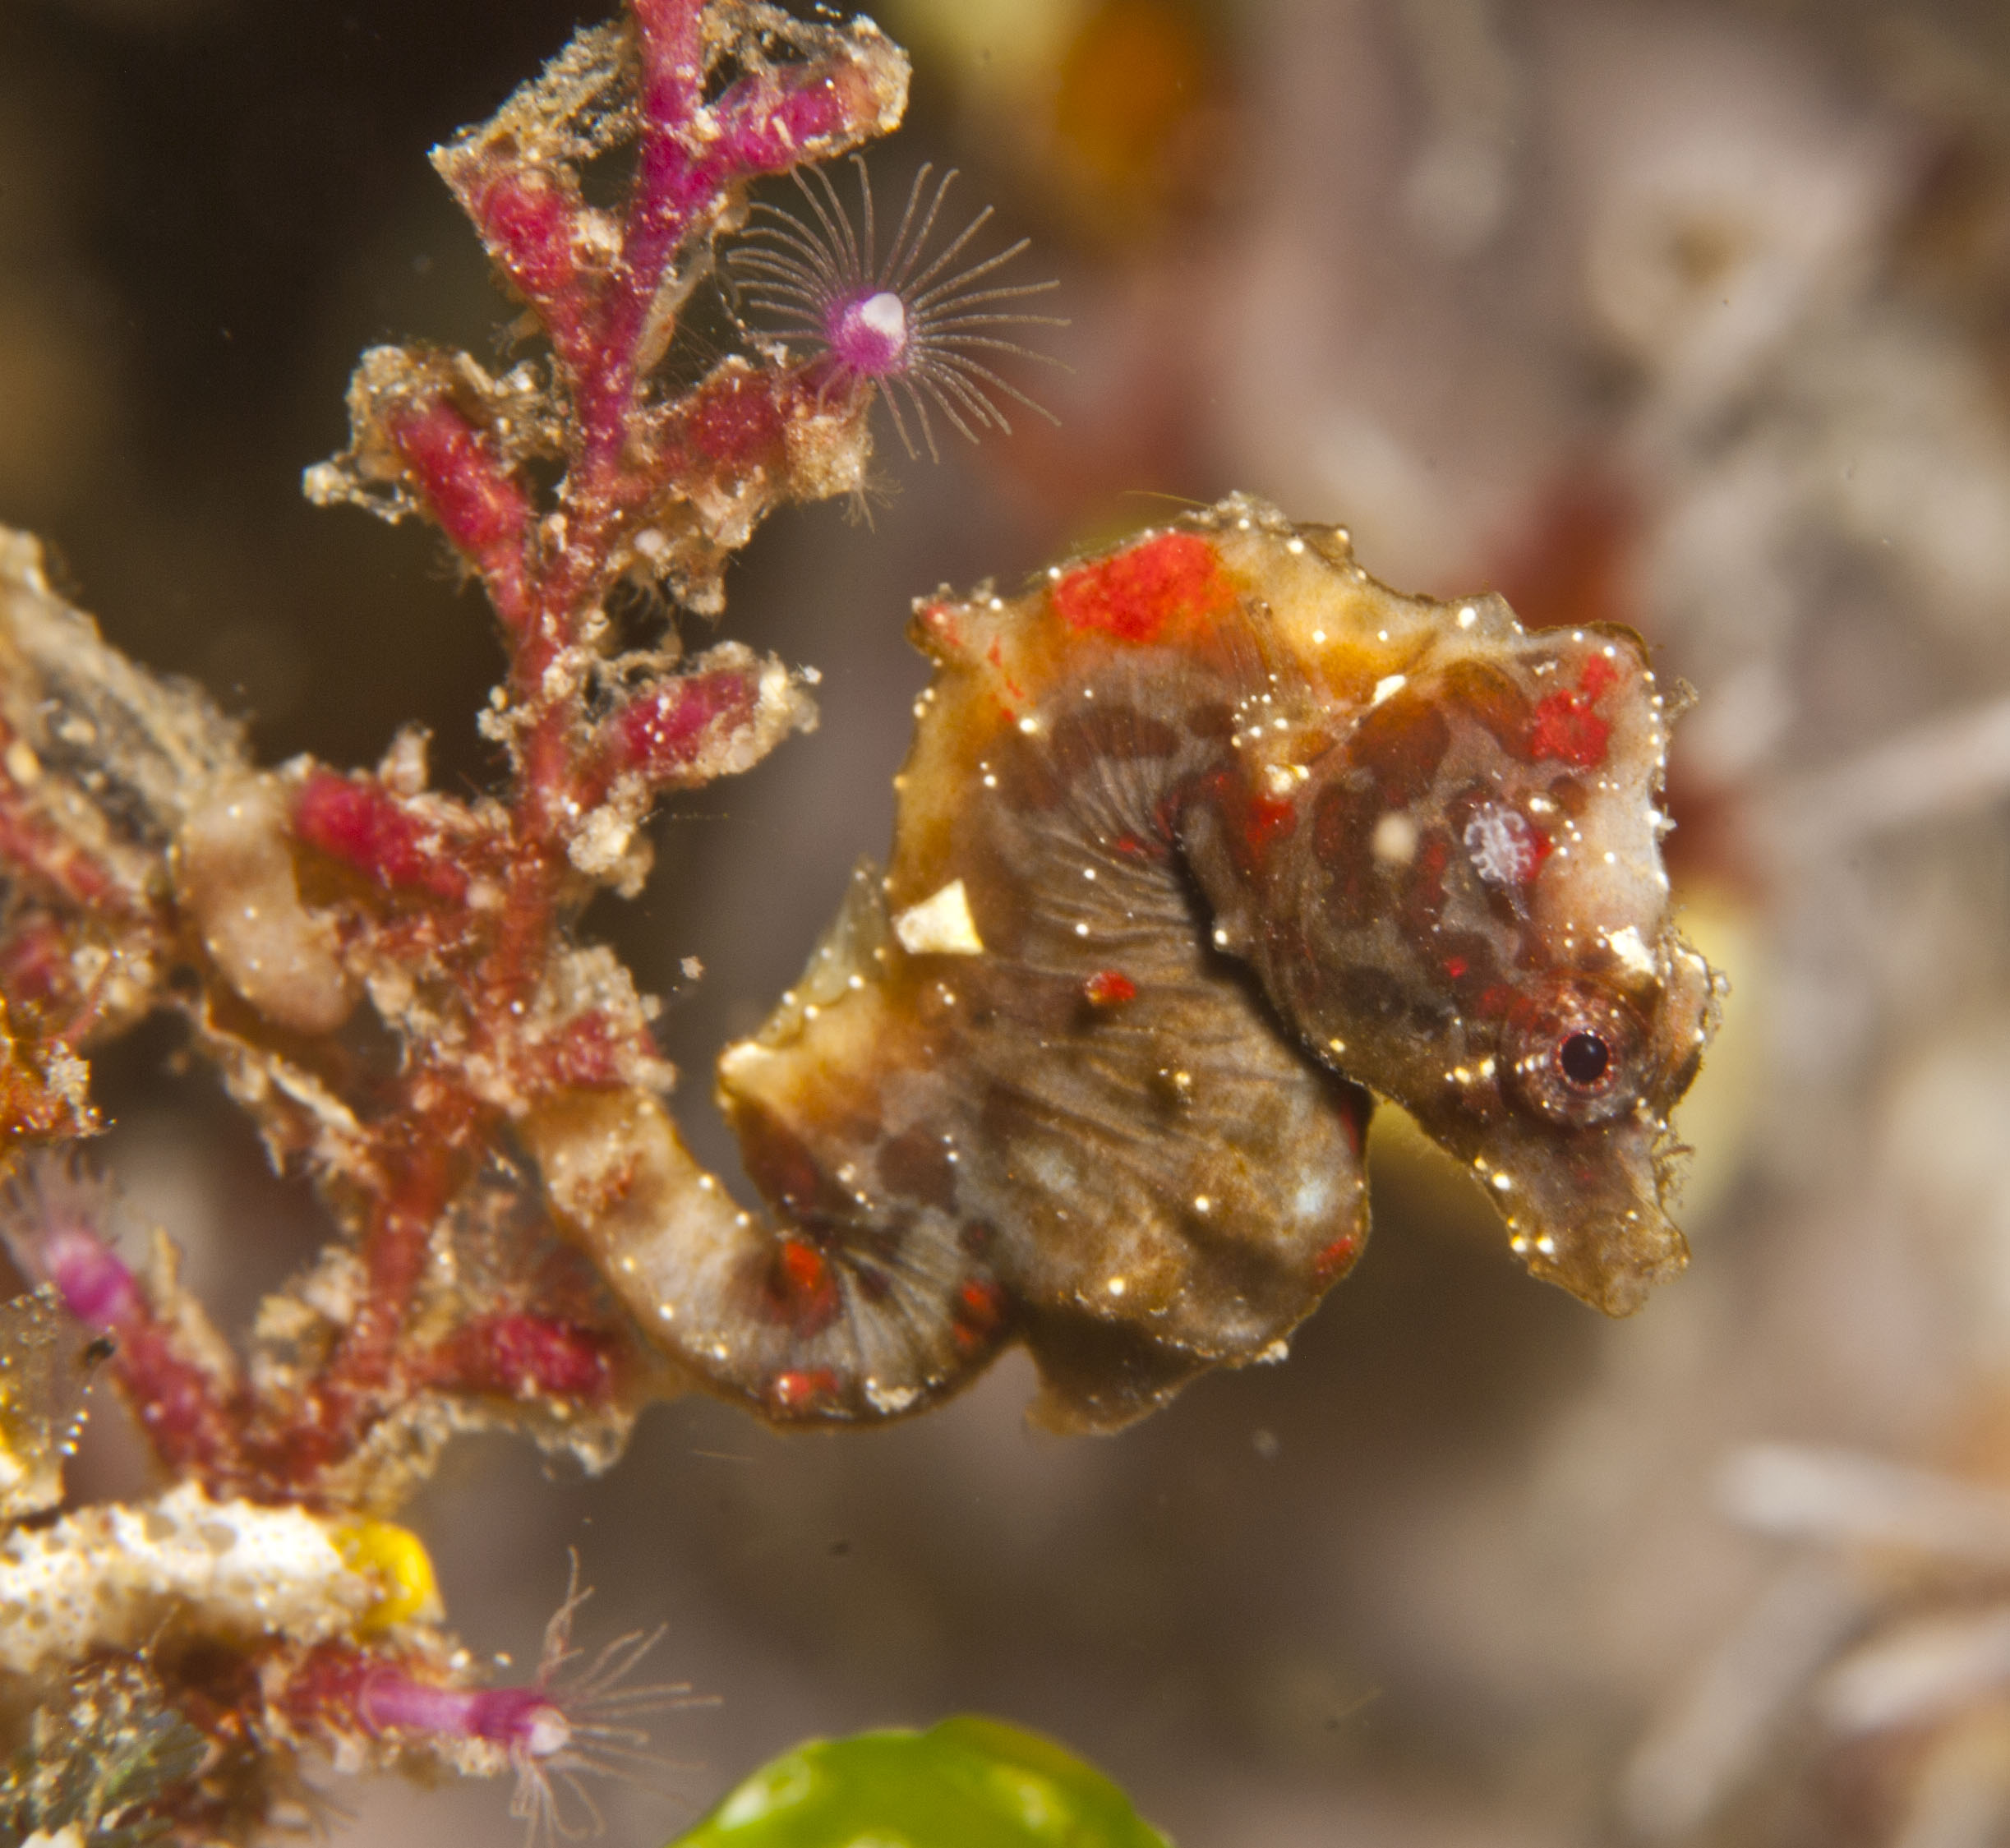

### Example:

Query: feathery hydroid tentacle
xmin=727 ymin=157 xmax=1067 ymax=461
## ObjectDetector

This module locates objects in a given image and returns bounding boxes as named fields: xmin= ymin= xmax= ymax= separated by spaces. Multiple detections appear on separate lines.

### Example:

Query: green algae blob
xmin=670 ymin=1716 xmax=1171 ymax=1848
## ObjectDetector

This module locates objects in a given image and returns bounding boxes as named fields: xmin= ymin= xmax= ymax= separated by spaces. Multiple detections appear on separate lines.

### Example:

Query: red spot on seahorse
xmin=1187 ymin=767 xmax=1298 ymax=875
xmin=1578 ymin=654 xmax=1620 ymax=701
xmin=1052 ymin=532 xmax=1233 ymax=643
xmin=1528 ymin=654 xmax=1620 ymax=768
xmin=1245 ymin=794 xmax=1297 ymax=855
xmin=770 ymin=1367 xmax=841 ymax=1412
xmin=1083 ymin=969 xmax=1137 ymax=1007
xmin=764 ymin=1237 xmax=841 ymax=1337
xmin=916 ymin=600 xmax=961 ymax=651
xmin=985 ymin=638 xmax=1028 ymax=713
xmin=952 ymin=1276 xmax=1008 ymax=1352
xmin=1313 ymin=1234 xmax=1360 ymax=1283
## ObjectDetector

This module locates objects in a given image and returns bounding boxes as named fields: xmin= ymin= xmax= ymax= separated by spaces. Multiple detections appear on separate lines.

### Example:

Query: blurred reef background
xmin=7 ymin=0 xmax=2010 ymax=1841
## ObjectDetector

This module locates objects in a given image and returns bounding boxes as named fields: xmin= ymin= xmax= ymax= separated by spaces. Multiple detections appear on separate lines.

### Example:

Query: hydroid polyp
xmin=360 ymin=1557 xmax=709 ymax=1844
xmin=727 ymin=158 xmax=1067 ymax=462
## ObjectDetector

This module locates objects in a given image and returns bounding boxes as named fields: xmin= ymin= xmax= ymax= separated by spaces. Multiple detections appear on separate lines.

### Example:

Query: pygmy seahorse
xmin=528 ymin=493 xmax=1722 ymax=1431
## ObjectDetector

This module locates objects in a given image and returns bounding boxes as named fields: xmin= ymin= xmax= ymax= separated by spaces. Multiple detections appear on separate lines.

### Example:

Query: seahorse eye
xmin=1559 ymin=1030 xmax=1610 ymax=1087
xmin=1505 ymin=978 xmax=1644 ymax=1127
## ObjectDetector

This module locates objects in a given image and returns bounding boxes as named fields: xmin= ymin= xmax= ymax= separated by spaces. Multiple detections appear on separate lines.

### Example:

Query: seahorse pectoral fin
xmin=1005 ymin=1090 xmax=1374 ymax=1435
xmin=1020 ymin=1314 xmax=1227 ymax=1436
xmin=939 ymin=940 xmax=1376 ymax=1430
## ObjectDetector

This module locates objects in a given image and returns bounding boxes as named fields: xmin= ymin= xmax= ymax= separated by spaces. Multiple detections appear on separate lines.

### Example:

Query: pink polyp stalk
xmin=292 ymin=772 xmax=472 ymax=902
xmin=364 ymin=1671 xmax=569 ymax=1758
xmin=2 ymin=1157 xmax=247 ymax=1482
xmin=41 ymin=1220 xmax=142 ymax=1330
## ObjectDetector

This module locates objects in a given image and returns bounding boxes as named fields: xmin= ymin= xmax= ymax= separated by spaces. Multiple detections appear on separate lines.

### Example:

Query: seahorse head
xmin=1175 ymin=506 xmax=1722 ymax=1315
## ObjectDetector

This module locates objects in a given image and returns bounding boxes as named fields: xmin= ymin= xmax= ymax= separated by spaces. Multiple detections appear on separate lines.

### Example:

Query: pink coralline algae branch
xmin=0 ymin=0 xmax=970 ymax=1837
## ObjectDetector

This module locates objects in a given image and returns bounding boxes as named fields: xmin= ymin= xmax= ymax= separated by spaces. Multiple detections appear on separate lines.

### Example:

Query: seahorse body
xmin=529 ymin=493 xmax=1719 ymax=1431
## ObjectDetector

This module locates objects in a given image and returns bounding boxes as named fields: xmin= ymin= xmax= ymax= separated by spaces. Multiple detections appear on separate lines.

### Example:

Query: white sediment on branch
xmin=175 ymin=774 xmax=358 ymax=1035
xmin=0 ymin=1482 xmax=377 ymax=1676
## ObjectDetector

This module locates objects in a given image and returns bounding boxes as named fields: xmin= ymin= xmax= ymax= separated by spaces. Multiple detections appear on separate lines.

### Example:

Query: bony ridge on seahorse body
xmin=526 ymin=492 xmax=1722 ymax=1433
